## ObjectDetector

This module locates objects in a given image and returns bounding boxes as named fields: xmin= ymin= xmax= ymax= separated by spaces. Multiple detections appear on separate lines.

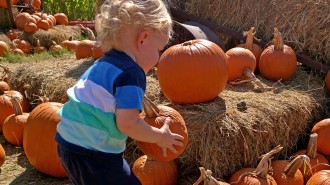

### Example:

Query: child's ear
xmin=136 ymin=31 xmax=149 ymax=51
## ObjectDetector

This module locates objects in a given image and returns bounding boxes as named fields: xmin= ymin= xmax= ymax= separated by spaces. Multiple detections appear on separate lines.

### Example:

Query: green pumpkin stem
xmin=273 ymin=27 xmax=284 ymax=50
xmin=306 ymin=133 xmax=318 ymax=159
xmin=284 ymin=155 xmax=310 ymax=176
xmin=10 ymin=95 xmax=23 ymax=116
xmin=143 ymin=96 xmax=159 ymax=118
xmin=243 ymin=27 xmax=255 ymax=51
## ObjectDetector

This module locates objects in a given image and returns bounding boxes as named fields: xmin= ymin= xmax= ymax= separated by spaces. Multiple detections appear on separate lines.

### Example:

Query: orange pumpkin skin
xmin=226 ymin=47 xmax=256 ymax=81
xmin=0 ymin=90 xmax=30 ymax=133
xmin=157 ymin=39 xmax=228 ymax=104
xmin=92 ymin=43 xmax=104 ymax=59
xmin=13 ymin=39 xmax=32 ymax=54
xmin=311 ymin=119 xmax=330 ymax=155
xmin=0 ymin=0 xmax=18 ymax=8
xmin=61 ymin=40 xmax=79 ymax=51
xmin=259 ymin=45 xmax=297 ymax=81
xmin=136 ymin=105 xmax=188 ymax=161
xmin=30 ymin=0 xmax=41 ymax=9
xmin=0 ymin=81 xmax=10 ymax=91
xmin=293 ymin=149 xmax=329 ymax=180
xmin=229 ymin=168 xmax=277 ymax=185
xmin=237 ymin=43 xmax=262 ymax=71
xmin=6 ymin=29 xmax=21 ymax=40
xmin=3 ymin=112 xmax=29 ymax=146
xmin=306 ymin=170 xmax=330 ymax=185
xmin=0 ymin=143 xmax=5 ymax=167
xmin=54 ymin=13 xmax=69 ymax=25
xmin=75 ymin=40 xmax=95 ymax=59
xmin=132 ymin=155 xmax=178 ymax=185
xmin=15 ymin=13 xmax=31 ymax=30
xmin=325 ymin=70 xmax=330 ymax=91
xmin=271 ymin=160 xmax=304 ymax=185
xmin=23 ymin=102 xmax=67 ymax=178
xmin=0 ymin=41 xmax=10 ymax=57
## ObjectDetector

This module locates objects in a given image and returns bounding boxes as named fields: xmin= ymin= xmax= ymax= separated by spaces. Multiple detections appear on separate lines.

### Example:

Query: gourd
xmin=259 ymin=28 xmax=297 ymax=81
xmin=157 ymin=39 xmax=228 ymax=103
xmin=136 ymin=96 xmax=188 ymax=161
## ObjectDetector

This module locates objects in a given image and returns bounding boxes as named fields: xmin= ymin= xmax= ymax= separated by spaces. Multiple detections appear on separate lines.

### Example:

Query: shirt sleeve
xmin=113 ymin=67 xmax=146 ymax=111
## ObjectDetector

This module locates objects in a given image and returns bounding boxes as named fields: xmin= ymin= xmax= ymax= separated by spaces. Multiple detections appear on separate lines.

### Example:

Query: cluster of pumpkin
xmin=0 ymin=0 xmax=41 ymax=10
xmin=156 ymin=27 xmax=330 ymax=105
xmin=194 ymin=118 xmax=330 ymax=185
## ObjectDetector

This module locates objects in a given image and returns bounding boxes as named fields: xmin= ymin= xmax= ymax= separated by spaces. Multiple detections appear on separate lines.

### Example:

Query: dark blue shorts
xmin=56 ymin=133 xmax=141 ymax=185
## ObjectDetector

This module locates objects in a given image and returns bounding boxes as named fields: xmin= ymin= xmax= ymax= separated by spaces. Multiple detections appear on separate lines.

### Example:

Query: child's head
xmin=95 ymin=0 xmax=172 ymax=52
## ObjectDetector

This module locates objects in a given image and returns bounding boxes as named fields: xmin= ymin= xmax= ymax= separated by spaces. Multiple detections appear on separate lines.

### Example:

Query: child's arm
xmin=116 ymin=108 xmax=184 ymax=157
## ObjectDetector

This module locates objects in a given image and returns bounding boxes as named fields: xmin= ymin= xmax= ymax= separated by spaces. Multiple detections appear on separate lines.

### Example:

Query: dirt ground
xmin=0 ymin=135 xmax=71 ymax=185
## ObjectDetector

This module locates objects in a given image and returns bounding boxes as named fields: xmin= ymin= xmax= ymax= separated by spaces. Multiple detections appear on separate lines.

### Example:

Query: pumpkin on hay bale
xmin=3 ymin=53 xmax=330 ymax=184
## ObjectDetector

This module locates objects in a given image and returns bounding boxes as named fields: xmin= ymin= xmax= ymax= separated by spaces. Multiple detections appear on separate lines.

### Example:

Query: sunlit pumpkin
xmin=12 ymin=39 xmax=32 ymax=54
xmin=75 ymin=40 xmax=95 ymax=59
xmin=61 ymin=37 xmax=79 ymax=51
xmin=157 ymin=39 xmax=228 ymax=103
xmin=6 ymin=29 xmax=21 ymax=41
xmin=92 ymin=42 xmax=104 ymax=59
xmin=23 ymin=102 xmax=67 ymax=178
xmin=271 ymin=156 xmax=305 ymax=185
xmin=54 ymin=13 xmax=68 ymax=25
xmin=0 ymin=143 xmax=5 ymax=167
xmin=34 ymin=39 xmax=46 ymax=53
xmin=132 ymin=155 xmax=178 ymax=185
xmin=15 ymin=12 xmax=31 ymax=30
xmin=30 ymin=0 xmax=41 ymax=9
xmin=259 ymin=28 xmax=297 ymax=81
xmin=311 ymin=118 xmax=330 ymax=155
xmin=0 ymin=0 xmax=18 ymax=8
xmin=3 ymin=96 xmax=29 ymax=146
xmin=136 ymin=97 xmax=188 ymax=161
xmin=0 ymin=41 xmax=10 ymax=57
xmin=306 ymin=170 xmax=330 ymax=185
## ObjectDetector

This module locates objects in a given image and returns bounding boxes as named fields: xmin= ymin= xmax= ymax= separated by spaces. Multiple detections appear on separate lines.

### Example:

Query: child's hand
xmin=156 ymin=117 xmax=185 ymax=157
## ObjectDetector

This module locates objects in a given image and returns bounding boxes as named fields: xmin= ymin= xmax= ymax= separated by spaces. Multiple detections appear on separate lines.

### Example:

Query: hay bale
xmin=171 ymin=0 xmax=330 ymax=66
xmin=19 ymin=25 xmax=82 ymax=48
xmin=0 ymin=8 xmax=18 ymax=31
xmin=5 ymin=55 xmax=329 ymax=184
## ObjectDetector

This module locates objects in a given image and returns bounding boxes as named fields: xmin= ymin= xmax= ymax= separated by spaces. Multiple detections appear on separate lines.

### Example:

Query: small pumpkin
xmin=92 ymin=42 xmax=104 ymax=59
xmin=0 ymin=143 xmax=5 ymax=167
xmin=0 ymin=0 xmax=18 ymax=8
xmin=6 ymin=29 xmax=21 ymax=41
xmin=61 ymin=36 xmax=79 ymax=51
xmin=259 ymin=28 xmax=297 ymax=81
xmin=12 ymin=39 xmax=32 ymax=54
xmin=311 ymin=118 xmax=330 ymax=155
xmin=54 ymin=13 xmax=69 ymax=25
xmin=325 ymin=70 xmax=330 ymax=91
xmin=306 ymin=170 xmax=330 ymax=185
xmin=3 ymin=96 xmax=29 ymax=146
xmin=15 ymin=12 xmax=31 ymax=30
xmin=75 ymin=40 xmax=95 ymax=59
xmin=0 ymin=41 xmax=10 ymax=57
xmin=237 ymin=27 xmax=263 ymax=71
xmin=30 ymin=0 xmax=41 ymax=9
xmin=49 ymin=41 xmax=63 ymax=53
xmin=34 ymin=39 xmax=46 ymax=53
xmin=23 ymin=102 xmax=67 ymax=178
xmin=23 ymin=21 xmax=38 ymax=34
xmin=136 ymin=96 xmax=188 ymax=161
xmin=157 ymin=39 xmax=228 ymax=104
xmin=132 ymin=155 xmax=178 ymax=185
xmin=36 ymin=19 xmax=51 ymax=30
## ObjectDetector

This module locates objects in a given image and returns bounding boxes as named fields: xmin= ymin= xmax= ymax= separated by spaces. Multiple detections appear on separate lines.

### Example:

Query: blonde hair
xmin=95 ymin=0 xmax=172 ymax=51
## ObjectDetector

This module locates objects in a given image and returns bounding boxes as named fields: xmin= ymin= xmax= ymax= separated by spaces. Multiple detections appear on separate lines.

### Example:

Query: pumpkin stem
xmin=243 ymin=27 xmax=255 ymax=51
xmin=256 ymin=145 xmax=283 ymax=178
xmin=273 ymin=28 xmax=284 ymax=50
xmin=193 ymin=167 xmax=221 ymax=185
xmin=10 ymin=95 xmax=23 ymax=116
xmin=143 ymin=96 xmax=159 ymax=118
xmin=284 ymin=155 xmax=309 ymax=176
xmin=182 ymin=40 xmax=193 ymax=46
xmin=306 ymin=133 xmax=318 ymax=159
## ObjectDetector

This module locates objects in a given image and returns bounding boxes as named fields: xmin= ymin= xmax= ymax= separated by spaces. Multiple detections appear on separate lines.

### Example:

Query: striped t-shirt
xmin=56 ymin=49 xmax=146 ymax=154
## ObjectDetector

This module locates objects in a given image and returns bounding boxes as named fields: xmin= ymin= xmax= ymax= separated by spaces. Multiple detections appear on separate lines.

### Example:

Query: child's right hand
xmin=155 ymin=117 xmax=185 ymax=158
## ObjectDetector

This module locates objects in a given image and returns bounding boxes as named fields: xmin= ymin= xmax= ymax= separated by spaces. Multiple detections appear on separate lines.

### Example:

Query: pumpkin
xmin=36 ymin=19 xmax=51 ymax=30
xmin=306 ymin=170 xmax=330 ymax=185
xmin=12 ymin=39 xmax=32 ymax=54
xmin=0 ymin=143 xmax=5 ymax=167
xmin=23 ymin=21 xmax=38 ymax=33
xmin=226 ymin=47 xmax=256 ymax=82
xmin=3 ymin=96 xmax=29 ymax=146
xmin=132 ymin=155 xmax=178 ymax=185
xmin=0 ymin=0 xmax=18 ymax=8
xmin=237 ymin=27 xmax=262 ymax=72
xmin=49 ymin=41 xmax=63 ymax=53
xmin=61 ymin=36 xmax=79 ymax=51
xmin=325 ymin=70 xmax=330 ymax=91
xmin=136 ymin=96 xmax=188 ymax=161
xmin=6 ymin=29 xmax=21 ymax=41
xmin=259 ymin=28 xmax=297 ymax=81
xmin=92 ymin=42 xmax=104 ymax=59
xmin=75 ymin=40 xmax=95 ymax=59
xmin=311 ymin=118 xmax=330 ymax=155
xmin=15 ymin=12 xmax=31 ymax=30
xmin=157 ymin=39 xmax=228 ymax=103
xmin=293 ymin=133 xmax=329 ymax=180
xmin=271 ymin=156 xmax=306 ymax=185
xmin=0 ymin=88 xmax=30 ymax=133
xmin=23 ymin=102 xmax=67 ymax=178
xmin=0 ymin=41 xmax=10 ymax=57
xmin=0 ymin=81 xmax=10 ymax=91
xmin=30 ymin=0 xmax=41 ymax=9
xmin=54 ymin=13 xmax=68 ymax=25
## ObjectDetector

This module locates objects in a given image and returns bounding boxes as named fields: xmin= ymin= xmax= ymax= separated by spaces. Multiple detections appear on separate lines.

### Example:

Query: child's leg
xmin=57 ymin=145 xmax=141 ymax=185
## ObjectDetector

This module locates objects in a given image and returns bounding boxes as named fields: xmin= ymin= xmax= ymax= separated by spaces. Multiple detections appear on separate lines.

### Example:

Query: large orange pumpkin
xmin=12 ymin=39 xmax=32 ymax=54
xmin=293 ymin=133 xmax=329 ymax=180
xmin=157 ymin=39 xmax=228 ymax=104
xmin=237 ymin=27 xmax=262 ymax=72
xmin=136 ymin=97 xmax=188 ymax=161
xmin=75 ymin=40 xmax=95 ymax=59
xmin=311 ymin=118 xmax=330 ymax=155
xmin=15 ymin=12 xmax=31 ymax=30
xmin=226 ymin=47 xmax=256 ymax=82
xmin=0 ymin=143 xmax=5 ymax=167
xmin=229 ymin=168 xmax=277 ymax=185
xmin=23 ymin=102 xmax=67 ymax=178
xmin=306 ymin=170 xmax=330 ymax=185
xmin=325 ymin=70 xmax=330 ymax=91
xmin=3 ymin=96 xmax=29 ymax=146
xmin=132 ymin=155 xmax=178 ymax=185
xmin=271 ymin=157 xmax=305 ymax=185
xmin=259 ymin=28 xmax=297 ymax=81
